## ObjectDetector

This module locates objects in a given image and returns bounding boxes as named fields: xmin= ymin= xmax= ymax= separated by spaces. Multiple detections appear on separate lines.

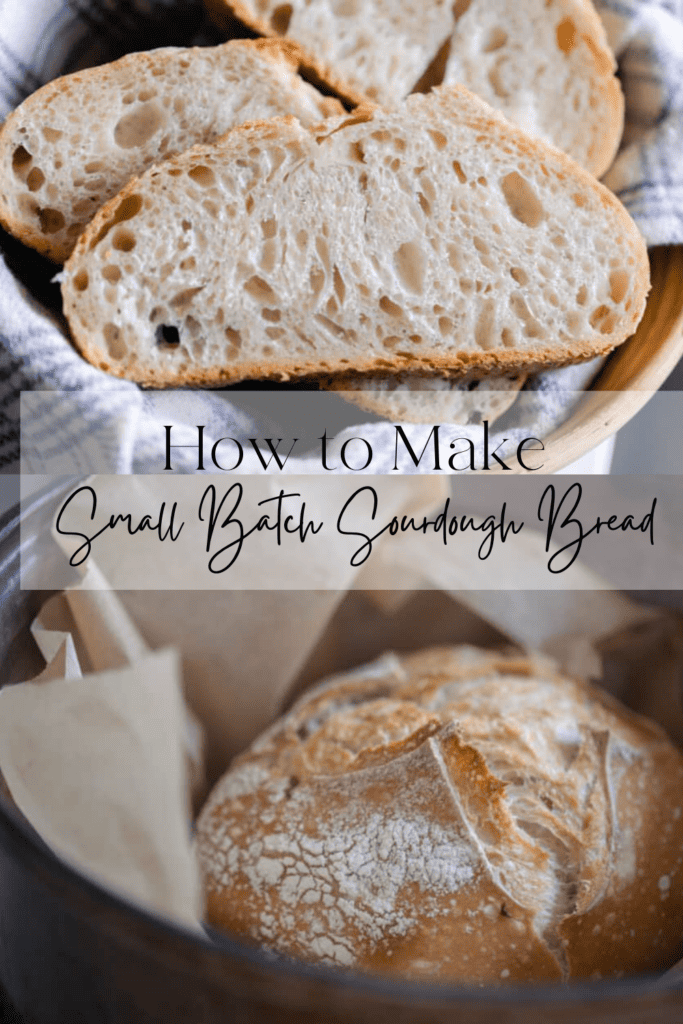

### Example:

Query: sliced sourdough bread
xmin=439 ymin=0 xmax=623 ymax=178
xmin=0 ymin=39 xmax=341 ymax=263
xmin=323 ymin=371 xmax=527 ymax=424
xmin=209 ymin=0 xmax=623 ymax=176
xmin=61 ymin=86 xmax=649 ymax=387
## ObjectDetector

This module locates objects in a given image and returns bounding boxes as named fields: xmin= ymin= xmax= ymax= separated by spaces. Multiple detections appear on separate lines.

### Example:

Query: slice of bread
xmin=210 ymin=0 xmax=623 ymax=176
xmin=61 ymin=86 xmax=649 ymax=387
xmin=0 ymin=39 xmax=341 ymax=263
xmin=205 ymin=0 xmax=455 ymax=107
xmin=323 ymin=371 xmax=527 ymax=424
xmin=439 ymin=0 xmax=623 ymax=178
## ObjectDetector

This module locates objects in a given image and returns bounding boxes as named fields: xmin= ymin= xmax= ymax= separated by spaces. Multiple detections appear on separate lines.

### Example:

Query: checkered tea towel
xmin=0 ymin=0 xmax=681 ymax=473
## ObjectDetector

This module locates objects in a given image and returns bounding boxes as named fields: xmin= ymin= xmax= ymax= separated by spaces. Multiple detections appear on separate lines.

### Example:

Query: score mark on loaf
xmin=61 ymin=86 xmax=649 ymax=387
xmin=196 ymin=646 xmax=683 ymax=984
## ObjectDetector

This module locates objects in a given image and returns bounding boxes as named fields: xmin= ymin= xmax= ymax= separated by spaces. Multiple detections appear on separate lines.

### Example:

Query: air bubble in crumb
xmin=589 ymin=304 xmax=609 ymax=328
xmin=556 ymin=18 xmax=577 ymax=54
xmin=500 ymin=172 xmax=544 ymax=228
xmin=271 ymin=3 xmax=292 ymax=33
xmin=103 ymin=323 xmax=126 ymax=360
xmin=225 ymin=327 xmax=242 ymax=357
xmin=38 ymin=208 xmax=65 ymax=234
xmin=428 ymin=130 xmax=447 ymax=150
xmin=188 ymin=165 xmax=216 ymax=188
xmin=112 ymin=228 xmax=136 ymax=252
xmin=155 ymin=324 xmax=180 ymax=347
xmin=453 ymin=161 xmax=467 ymax=184
xmin=114 ymin=103 xmax=164 ymax=149
xmin=609 ymin=270 xmax=629 ymax=305
xmin=510 ymin=267 xmax=528 ymax=286
xmin=244 ymin=276 xmax=278 ymax=304
xmin=26 ymin=168 xmax=45 ymax=192
xmin=115 ymin=195 xmax=143 ymax=222
xmin=393 ymin=241 xmax=426 ymax=294
xmin=11 ymin=146 xmax=31 ymax=180
xmin=333 ymin=266 xmax=346 ymax=304
xmin=379 ymin=296 xmax=403 ymax=317
xmin=483 ymin=27 xmax=508 ymax=52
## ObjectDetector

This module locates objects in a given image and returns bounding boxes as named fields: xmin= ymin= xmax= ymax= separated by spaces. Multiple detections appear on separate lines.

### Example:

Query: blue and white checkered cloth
xmin=1 ymin=0 xmax=682 ymax=473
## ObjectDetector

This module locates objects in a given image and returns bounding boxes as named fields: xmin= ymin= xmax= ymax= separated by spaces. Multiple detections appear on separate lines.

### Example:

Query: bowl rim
xmin=2 ymin=484 xmax=683 ymax=1008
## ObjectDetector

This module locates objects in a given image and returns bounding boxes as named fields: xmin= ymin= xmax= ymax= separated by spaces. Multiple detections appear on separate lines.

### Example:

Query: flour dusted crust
xmin=0 ymin=39 xmax=341 ymax=262
xmin=196 ymin=647 xmax=683 ymax=983
xmin=322 ymin=369 xmax=527 ymax=424
xmin=208 ymin=0 xmax=623 ymax=176
xmin=61 ymin=87 xmax=649 ymax=387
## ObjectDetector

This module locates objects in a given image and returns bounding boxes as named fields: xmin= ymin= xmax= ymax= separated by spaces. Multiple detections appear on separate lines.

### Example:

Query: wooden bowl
xmin=535 ymin=246 xmax=683 ymax=473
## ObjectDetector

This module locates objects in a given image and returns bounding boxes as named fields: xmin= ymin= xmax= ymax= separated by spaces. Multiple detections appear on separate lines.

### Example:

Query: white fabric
xmin=0 ymin=0 xmax=680 ymax=472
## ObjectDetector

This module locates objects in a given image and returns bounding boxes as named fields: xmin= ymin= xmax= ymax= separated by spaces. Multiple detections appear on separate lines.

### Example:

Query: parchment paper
xmin=0 ymin=645 xmax=202 ymax=928
xmin=52 ymin=473 xmax=447 ymax=766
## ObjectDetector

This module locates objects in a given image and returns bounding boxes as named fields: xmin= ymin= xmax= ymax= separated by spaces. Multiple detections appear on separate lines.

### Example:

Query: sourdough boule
xmin=196 ymin=646 xmax=683 ymax=984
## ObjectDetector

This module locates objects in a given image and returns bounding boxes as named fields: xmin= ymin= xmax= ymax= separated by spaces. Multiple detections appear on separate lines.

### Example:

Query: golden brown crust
xmin=590 ymin=77 xmax=625 ymax=179
xmin=66 ymin=336 xmax=615 ymax=388
xmin=196 ymin=646 xmax=683 ymax=983
xmin=319 ymin=370 xmax=528 ymax=425
xmin=243 ymin=37 xmax=346 ymax=118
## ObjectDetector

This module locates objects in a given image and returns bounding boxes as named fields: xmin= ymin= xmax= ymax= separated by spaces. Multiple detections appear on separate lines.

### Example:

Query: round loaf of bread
xmin=196 ymin=647 xmax=683 ymax=984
